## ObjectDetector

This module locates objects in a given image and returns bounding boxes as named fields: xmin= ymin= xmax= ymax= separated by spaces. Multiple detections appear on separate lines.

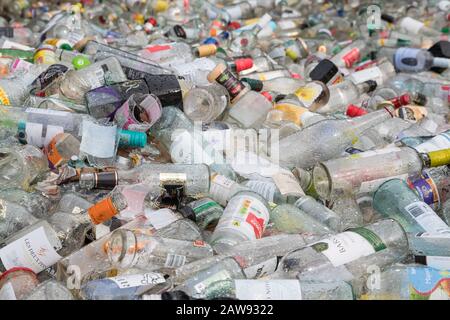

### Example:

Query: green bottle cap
xmin=72 ymin=56 xmax=91 ymax=70
xmin=442 ymin=26 xmax=449 ymax=34
xmin=59 ymin=43 xmax=73 ymax=51
xmin=119 ymin=129 xmax=147 ymax=148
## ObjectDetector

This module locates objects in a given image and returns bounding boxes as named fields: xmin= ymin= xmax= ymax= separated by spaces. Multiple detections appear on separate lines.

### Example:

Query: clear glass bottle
xmin=313 ymin=147 xmax=450 ymax=200
xmin=183 ymin=83 xmax=229 ymax=123
xmin=23 ymin=279 xmax=74 ymax=300
xmin=311 ymin=80 xmax=377 ymax=114
xmin=106 ymin=229 xmax=213 ymax=271
xmin=210 ymin=191 xmax=271 ymax=252
xmin=80 ymin=270 xmax=169 ymax=300
xmin=294 ymin=196 xmax=342 ymax=232
xmin=79 ymin=163 xmax=210 ymax=198
xmin=277 ymin=106 xmax=396 ymax=169
xmin=378 ymin=47 xmax=450 ymax=73
xmin=0 ymin=267 xmax=39 ymax=300
xmin=57 ymin=57 xmax=127 ymax=103
xmin=204 ymin=279 xmax=354 ymax=300
xmin=229 ymin=14 xmax=272 ymax=54
xmin=0 ymin=144 xmax=48 ymax=191
xmin=397 ymin=16 xmax=441 ymax=37
xmin=363 ymin=265 xmax=450 ymax=300
xmin=330 ymin=39 xmax=371 ymax=68
xmin=207 ymin=63 xmax=273 ymax=129
xmin=276 ymin=219 xmax=409 ymax=288
xmin=269 ymin=204 xmax=332 ymax=235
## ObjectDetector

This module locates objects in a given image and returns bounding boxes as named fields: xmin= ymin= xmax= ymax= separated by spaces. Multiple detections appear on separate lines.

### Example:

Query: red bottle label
xmin=342 ymin=48 xmax=361 ymax=68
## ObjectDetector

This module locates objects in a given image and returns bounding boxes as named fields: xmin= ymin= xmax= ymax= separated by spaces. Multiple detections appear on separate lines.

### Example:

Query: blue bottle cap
xmin=119 ymin=129 xmax=147 ymax=148
xmin=203 ymin=37 xmax=219 ymax=45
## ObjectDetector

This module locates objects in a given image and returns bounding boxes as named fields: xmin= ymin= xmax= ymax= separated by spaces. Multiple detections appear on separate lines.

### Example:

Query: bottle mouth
xmin=312 ymin=164 xmax=332 ymax=200
xmin=106 ymin=229 xmax=138 ymax=270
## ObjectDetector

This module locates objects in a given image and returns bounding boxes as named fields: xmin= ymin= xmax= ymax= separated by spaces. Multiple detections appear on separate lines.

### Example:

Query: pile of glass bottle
xmin=0 ymin=0 xmax=449 ymax=300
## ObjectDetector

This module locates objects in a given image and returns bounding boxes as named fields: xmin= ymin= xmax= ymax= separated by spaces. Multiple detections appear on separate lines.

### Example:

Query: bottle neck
xmin=344 ymin=107 xmax=393 ymax=136
xmin=432 ymin=57 xmax=450 ymax=69
xmin=419 ymin=149 xmax=450 ymax=168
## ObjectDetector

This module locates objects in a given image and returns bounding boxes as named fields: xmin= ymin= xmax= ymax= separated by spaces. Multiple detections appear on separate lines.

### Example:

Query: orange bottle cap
xmin=88 ymin=197 xmax=119 ymax=225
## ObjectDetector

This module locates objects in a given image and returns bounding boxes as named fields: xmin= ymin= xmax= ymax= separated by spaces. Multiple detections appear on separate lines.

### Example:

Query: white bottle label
xmin=0 ymin=226 xmax=62 ymax=273
xmin=25 ymin=122 xmax=64 ymax=148
xmin=404 ymin=201 xmax=450 ymax=234
xmin=243 ymin=256 xmax=279 ymax=279
xmin=80 ymin=120 xmax=117 ymax=158
xmin=311 ymin=229 xmax=385 ymax=267
xmin=109 ymin=272 xmax=165 ymax=289
xmin=235 ymin=280 xmax=302 ymax=300
xmin=349 ymin=66 xmax=383 ymax=85
xmin=414 ymin=132 xmax=450 ymax=153
xmin=0 ymin=282 xmax=17 ymax=300
xmin=88 ymin=67 xmax=105 ymax=88
xmin=400 ymin=17 xmax=424 ymax=34
xmin=215 ymin=194 xmax=270 ymax=240
xmin=145 ymin=208 xmax=179 ymax=230
xmin=210 ymin=175 xmax=237 ymax=206
xmin=426 ymin=256 xmax=450 ymax=270
xmin=278 ymin=20 xmax=297 ymax=30
xmin=272 ymin=171 xmax=305 ymax=197
xmin=245 ymin=180 xmax=277 ymax=203
xmin=164 ymin=253 xmax=186 ymax=268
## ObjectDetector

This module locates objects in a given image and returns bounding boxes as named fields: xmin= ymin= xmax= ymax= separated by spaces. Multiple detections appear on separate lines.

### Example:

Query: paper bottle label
xmin=109 ymin=272 xmax=165 ymax=289
xmin=311 ymin=228 xmax=386 ymax=267
xmin=0 ymin=226 xmax=62 ymax=273
xmin=235 ymin=280 xmax=302 ymax=300
xmin=408 ymin=267 xmax=450 ymax=300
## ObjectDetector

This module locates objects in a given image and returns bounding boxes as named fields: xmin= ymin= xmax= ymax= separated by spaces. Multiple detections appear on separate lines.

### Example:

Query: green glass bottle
xmin=373 ymin=179 xmax=450 ymax=235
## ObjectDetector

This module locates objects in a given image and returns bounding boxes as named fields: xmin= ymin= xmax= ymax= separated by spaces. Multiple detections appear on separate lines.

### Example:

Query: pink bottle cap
xmin=234 ymin=58 xmax=254 ymax=72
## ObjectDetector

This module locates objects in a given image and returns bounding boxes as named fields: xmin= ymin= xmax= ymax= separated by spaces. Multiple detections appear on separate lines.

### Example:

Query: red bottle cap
xmin=346 ymin=104 xmax=368 ymax=117
xmin=147 ymin=17 xmax=158 ymax=26
xmin=228 ymin=21 xmax=241 ymax=30
xmin=234 ymin=58 xmax=253 ymax=72
xmin=261 ymin=91 xmax=273 ymax=102
xmin=291 ymin=73 xmax=301 ymax=79
xmin=390 ymin=94 xmax=410 ymax=108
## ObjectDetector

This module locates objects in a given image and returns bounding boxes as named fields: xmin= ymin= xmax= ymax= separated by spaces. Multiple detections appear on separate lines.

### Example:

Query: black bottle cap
xmin=309 ymin=59 xmax=338 ymax=84
xmin=412 ymin=92 xmax=427 ymax=106
xmin=414 ymin=255 xmax=427 ymax=265
xmin=274 ymin=94 xmax=287 ymax=103
xmin=178 ymin=205 xmax=197 ymax=222
xmin=161 ymin=290 xmax=191 ymax=300
xmin=381 ymin=13 xmax=395 ymax=24
xmin=364 ymin=80 xmax=378 ymax=93
xmin=428 ymin=41 xmax=450 ymax=74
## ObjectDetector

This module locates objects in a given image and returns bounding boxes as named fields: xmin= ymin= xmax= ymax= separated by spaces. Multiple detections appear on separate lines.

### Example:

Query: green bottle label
xmin=348 ymin=227 xmax=387 ymax=252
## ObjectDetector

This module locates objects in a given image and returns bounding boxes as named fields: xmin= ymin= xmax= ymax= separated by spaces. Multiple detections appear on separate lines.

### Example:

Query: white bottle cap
xmin=257 ymin=14 xmax=272 ymax=29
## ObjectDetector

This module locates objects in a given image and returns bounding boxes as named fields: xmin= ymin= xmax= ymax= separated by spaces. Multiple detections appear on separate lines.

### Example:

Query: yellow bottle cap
xmin=428 ymin=149 xmax=450 ymax=167
xmin=154 ymin=0 xmax=169 ymax=12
